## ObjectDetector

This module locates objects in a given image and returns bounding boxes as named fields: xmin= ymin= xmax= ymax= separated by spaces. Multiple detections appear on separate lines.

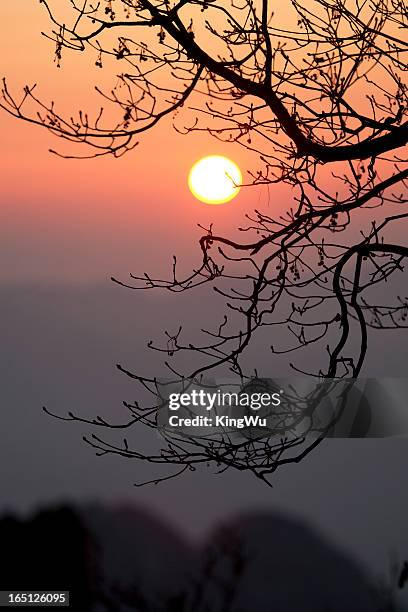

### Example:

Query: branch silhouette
xmin=3 ymin=0 xmax=407 ymax=485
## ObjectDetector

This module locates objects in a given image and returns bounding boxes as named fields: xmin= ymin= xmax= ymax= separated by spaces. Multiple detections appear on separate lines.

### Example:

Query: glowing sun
xmin=188 ymin=155 xmax=242 ymax=205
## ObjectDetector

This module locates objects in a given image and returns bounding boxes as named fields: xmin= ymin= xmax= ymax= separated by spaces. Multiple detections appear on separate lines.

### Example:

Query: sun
xmin=188 ymin=155 xmax=242 ymax=205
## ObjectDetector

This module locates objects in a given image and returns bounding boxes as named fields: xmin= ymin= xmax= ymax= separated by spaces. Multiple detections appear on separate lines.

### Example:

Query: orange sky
xmin=2 ymin=2 xmax=404 ymax=285
xmin=0 ymin=2 xmax=280 ymax=284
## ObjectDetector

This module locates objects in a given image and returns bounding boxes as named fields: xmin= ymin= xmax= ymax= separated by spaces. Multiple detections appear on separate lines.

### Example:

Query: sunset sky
xmin=2 ymin=2 xmax=405 ymax=285
xmin=1 ymin=6 xmax=408 ymax=604
xmin=0 ymin=2 xmax=277 ymax=285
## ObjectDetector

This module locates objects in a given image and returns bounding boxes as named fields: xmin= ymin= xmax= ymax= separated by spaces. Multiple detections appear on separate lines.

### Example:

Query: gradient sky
xmin=1 ymin=3 xmax=405 ymax=283
xmin=1 ymin=4 xmax=408 ymax=602
xmin=1 ymin=2 xmax=281 ymax=284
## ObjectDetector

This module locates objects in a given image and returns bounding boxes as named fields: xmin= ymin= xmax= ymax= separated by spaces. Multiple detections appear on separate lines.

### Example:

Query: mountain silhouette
xmin=187 ymin=512 xmax=385 ymax=612
xmin=0 ymin=504 xmax=390 ymax=611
